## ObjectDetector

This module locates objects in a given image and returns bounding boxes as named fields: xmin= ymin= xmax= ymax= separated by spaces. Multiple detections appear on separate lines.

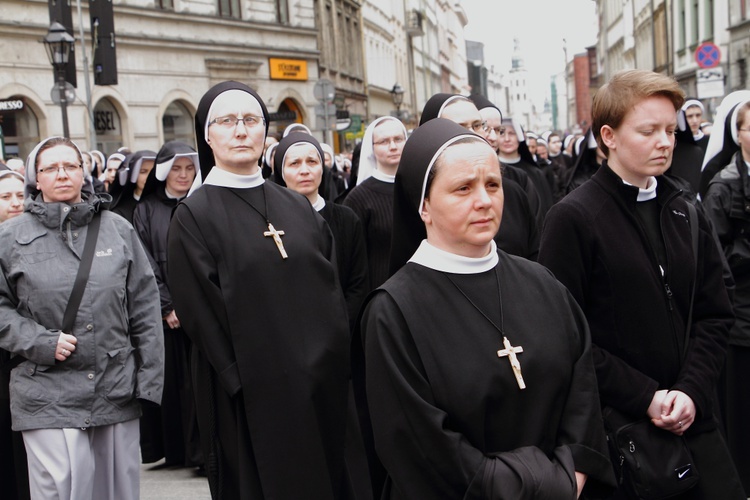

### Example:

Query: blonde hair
xmin=592 ymin=70 xmax=685 ymax=156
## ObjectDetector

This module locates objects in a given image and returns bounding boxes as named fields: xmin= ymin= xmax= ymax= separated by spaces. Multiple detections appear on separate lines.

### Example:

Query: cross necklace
xmin=444 ymin=269 xmax=526 ymax=389
xmin=228 ymin=185 xmax=288 ymax=259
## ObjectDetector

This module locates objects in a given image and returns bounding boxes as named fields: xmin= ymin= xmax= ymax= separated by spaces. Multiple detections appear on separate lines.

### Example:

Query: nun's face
xmin=739 ymin=108 xmax=750 ymax=161
xmin=499 ymin=126 xmax=520 ymax=156
xmin=282 ymin=143 xmax=323 ymax=200
xmin=441 ymin=100 xmax=489 ymax=139
xmin=372 ymin=120 xmax=406 ymax=171
xmin=0 ymin=176 xmax=25 ymax=222
xmin=421 ymin=141 xmax=503 ymax=258
xmin=36 ymin=145 xmax=84 ymax=204
xmin=166 ymin=156 xmax=197 ymax=198
xmin=685 ymin=105 xmax=703 ymax=135
xmin=207 ymin=93 xmax=266 ymax=174
xmin=548 ymin=135 xmax=563 ymax=155
xmin=136 ymin=159 xmax=154 ymax=193
xmin=480 ymin=107 xmax=502 ymax=152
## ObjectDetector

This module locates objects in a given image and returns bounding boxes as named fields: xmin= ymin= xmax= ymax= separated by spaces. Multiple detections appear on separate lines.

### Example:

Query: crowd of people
xmin=0 ymin=70 xmax=747 ymax=500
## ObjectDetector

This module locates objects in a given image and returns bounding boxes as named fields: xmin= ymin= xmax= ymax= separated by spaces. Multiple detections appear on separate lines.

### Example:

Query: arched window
xmin=0 ymin=96 xmax=40 ymax=160
xmin=93 ymin=98 xmax=123 ymax=154
xmin=162 ymin=101 xmax=195 ymax=148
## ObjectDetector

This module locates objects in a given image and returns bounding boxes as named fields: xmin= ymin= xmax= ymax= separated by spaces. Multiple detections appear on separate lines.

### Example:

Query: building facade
xmin=1 ymin=0 xmax=328 ymax=160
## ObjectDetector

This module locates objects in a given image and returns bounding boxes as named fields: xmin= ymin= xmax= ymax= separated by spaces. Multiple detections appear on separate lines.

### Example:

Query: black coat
xmin=539 ymin=163 xmax=733 ymax=430
xmin=133 ymin=188 xmax=179 ymax=316
xmin=703 ymin=151 xmax=750 ymax=346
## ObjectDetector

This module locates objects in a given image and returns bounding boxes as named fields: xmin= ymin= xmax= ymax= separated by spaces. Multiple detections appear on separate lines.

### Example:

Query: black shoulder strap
xmin=684 ymin=202 xmax=699 ymax=361
xmin=62 ymin=212 xmax=101 ymax=333
xmin=3 ymin=213 xmax=101 ymax=372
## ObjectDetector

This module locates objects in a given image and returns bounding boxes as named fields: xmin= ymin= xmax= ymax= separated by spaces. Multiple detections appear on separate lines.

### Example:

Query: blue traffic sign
xmin=695 ymin=42 xmax=721 ymax=69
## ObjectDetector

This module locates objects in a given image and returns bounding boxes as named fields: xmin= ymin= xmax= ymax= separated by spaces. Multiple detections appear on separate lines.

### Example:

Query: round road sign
xmin=695 ymin=42 xmax=721 ymax=69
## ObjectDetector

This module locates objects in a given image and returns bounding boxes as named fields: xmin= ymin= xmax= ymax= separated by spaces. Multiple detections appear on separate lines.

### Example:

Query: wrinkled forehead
xmin=38 ymin=144 xmax=80 ymax=166
xmin=0 ymin=176 xmax=24 ymax=191
xmin=208 ymin=89 xmax=263 ymax=121
xmin=479 ymin=106 xmax=501 ymax=125
xmin=440 ymin=99 xmax=480 ymax=122
xmin=284 ymin=142 xmax=321 ymax=165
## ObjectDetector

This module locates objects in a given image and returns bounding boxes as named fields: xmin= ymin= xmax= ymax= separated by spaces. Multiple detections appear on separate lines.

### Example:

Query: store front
xmin=0 ymin=97 xmax=40 ymax=161
xmin=93 ymin=98 xmax=124 ymax=154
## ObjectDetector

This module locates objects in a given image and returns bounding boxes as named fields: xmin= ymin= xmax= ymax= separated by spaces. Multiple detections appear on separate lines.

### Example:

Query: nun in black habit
xmin=109 ymin=150 xmax=156 ymax=223
xmin=133 ymin=141 xmax=202 ymax=468
xmin=419 ymin=93 xmax=539 ymax=260
xmin=273 ymin=132 xmax=369 ymax=331
xmin=166 ymin=81 xmax=355 ymax=499
xmin=354 ymin=119 xmax=615 ymax=499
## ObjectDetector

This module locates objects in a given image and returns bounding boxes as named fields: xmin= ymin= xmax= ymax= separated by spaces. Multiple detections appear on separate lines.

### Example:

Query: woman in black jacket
xmin=701 ymin=92 xmax=750 ymax=496
xmin=133 ymin=141 xmax=202 ymax=469
xmin=539 ymin=70 xmax=744 ymax=499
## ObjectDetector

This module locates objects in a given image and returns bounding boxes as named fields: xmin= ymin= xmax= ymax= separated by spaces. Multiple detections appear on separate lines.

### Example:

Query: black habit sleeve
xmin=133 ymin=202 xmax=172 ymax=317
xmin=167 ymin=203 xmax=241 ymax=396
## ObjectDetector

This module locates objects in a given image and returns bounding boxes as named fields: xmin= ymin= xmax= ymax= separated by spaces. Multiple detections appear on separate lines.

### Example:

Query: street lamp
xmin=42 ymin=22 xmax=75 ymax=139
xmin=390 ymin=83 xmax=405 ymax=115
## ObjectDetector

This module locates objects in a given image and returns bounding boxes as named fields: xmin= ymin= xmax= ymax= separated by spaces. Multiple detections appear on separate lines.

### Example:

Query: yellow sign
xmin=269 ymin=58 xmax=308 ymax=81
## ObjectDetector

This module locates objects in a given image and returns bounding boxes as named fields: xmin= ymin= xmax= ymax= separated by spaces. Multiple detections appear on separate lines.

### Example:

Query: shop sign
xmin=269 ymin=58 xmax=308 ymax=81
xmin=0 ymin=99 xmax=24 ymax=112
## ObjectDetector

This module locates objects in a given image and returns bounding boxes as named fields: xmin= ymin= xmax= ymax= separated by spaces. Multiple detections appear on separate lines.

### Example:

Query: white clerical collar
xmin=164 ymin=187 xmax=183 ymax=200
xmin=693 ymin=131 xmax=705 ymax=141
xmin=409 ymin=239 xmax=499 ymax=274
xmin=372 ymin=168 xmax=396 ymax=183
xmin=745 ymin=160 xmax=750 ymax=176
xmin=498 ymin=154 xmax=520 ymax=165
xmin=312 ymin=194 xmax=326 ymax=212
xmin=623 ymin=177 xmax=657 ymax=202
xmin=203 ymin=166 xmax=265 ymax=189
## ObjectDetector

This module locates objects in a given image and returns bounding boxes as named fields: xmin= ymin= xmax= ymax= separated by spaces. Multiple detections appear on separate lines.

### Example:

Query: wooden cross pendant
xmin=263 ymin=223 xmax=288 ymax=259
xmin=497 ymin=336 xmax=526 ymax=389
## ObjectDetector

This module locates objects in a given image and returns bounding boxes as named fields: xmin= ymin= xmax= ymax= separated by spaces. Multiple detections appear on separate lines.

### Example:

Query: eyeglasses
xmin=210 ymin=114 xmax=265 ymax=129
xmin=37 ymin=164 xmax=82 ymax=176
xmin=487 ymin=126 xmax=505 ymax=136
xmin=461 ymin=122 xmax=490 ymax=134
xmin=373 ymin=136 xmax=406 ymax=147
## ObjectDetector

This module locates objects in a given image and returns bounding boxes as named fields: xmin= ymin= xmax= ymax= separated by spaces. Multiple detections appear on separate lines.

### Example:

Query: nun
xmin=109 ymin=149 xmax=156 ymax=223
xmin=497 ymin=117 xmax=555 ymax=224
xmin=132 ymin=141 xmax=202 ymax=469
xmin=701 ymin=91 xmax=750 ymax=496
xmin=166 ymin=81 xmax=355 ymax=499
xmin=420 ymin=93 xmax=539 ymax=261
xmin=343 ymin=116 xmax=407 ymax=289
xmin=273 ymin=132 xmax=368 ymax=332
xmin=354 ymin=118 xmax=614 ymax=499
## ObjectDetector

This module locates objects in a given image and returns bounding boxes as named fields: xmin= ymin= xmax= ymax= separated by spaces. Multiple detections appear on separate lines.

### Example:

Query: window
xmin=277 ymin=0 xmax=289 ymax=23
xmin=690 ymin=0 xmax=699 ymax=45
xmin=93 ymin=98 xmax=123 ymax=154
xmin=218 ymin=0 xmax=240 ymax=18
xmin=156 ymin=0 xmax=174 ymax=9
xmin=162 ymin=101 xmax=195 ymax=148
xmin=0 ymin=96 xmax=39 ymax=160
xmin=705 ymin=0 xmax=713 ymax=39
xmin=678 ymin=0 xmax=686 ymax=50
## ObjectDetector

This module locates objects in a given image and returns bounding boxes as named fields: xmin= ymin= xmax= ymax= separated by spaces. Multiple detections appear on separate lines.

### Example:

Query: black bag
xmin=603 ymin=406 xmax=699 ymax=499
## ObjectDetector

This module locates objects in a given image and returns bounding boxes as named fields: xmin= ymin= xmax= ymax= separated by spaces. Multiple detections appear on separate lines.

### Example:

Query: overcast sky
xmin=461 ymin=0 xmax=599 ymax=106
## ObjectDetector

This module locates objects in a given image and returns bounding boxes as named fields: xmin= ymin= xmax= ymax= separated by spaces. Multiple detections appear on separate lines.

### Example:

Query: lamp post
xmin=390 ymin=83 xmax=405 ymax=119
xmin=42 ymin=22 xmax=75 ymax=139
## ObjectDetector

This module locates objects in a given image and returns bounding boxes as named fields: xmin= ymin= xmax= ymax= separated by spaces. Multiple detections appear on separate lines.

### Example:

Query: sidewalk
xmin=140 ymin=460 xmax=211 ymax=500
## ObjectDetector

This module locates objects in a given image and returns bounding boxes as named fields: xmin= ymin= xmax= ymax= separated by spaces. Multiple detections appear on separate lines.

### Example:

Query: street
xmin=140 ymin=460 xmax=210 ymax=500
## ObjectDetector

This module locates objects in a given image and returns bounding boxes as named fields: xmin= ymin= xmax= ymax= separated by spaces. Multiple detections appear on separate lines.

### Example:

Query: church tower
xmin=508 ymin=38 xmax=532 ymax=130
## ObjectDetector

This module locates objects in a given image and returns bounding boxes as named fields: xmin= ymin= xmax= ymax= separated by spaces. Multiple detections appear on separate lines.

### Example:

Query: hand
xmin=56 ymin=332 xmax=77 ymax=362
xmin=164 ymin=310 xmax=180 ymax=329
xmin=650 ymin=390 xmax=696 ymax=435
xmin=646 ymin=389 xmax=669 ymax=420
xmin=575 ymin=471 xmax=587 ymax=498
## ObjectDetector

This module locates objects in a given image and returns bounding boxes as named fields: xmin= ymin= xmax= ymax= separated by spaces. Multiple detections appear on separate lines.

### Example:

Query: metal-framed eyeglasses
xmin=209 ymin=114 xmax=265 ymax=129
xmin=37 ymin=164 xmax=83 ymax=176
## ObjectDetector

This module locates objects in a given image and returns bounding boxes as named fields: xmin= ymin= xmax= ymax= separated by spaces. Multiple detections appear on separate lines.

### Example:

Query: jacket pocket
xmin=10 ymin=363 xmax=57 ymax=416
xmin=17 ymin=231 xmax=55 ymax=264
xmin=103 ymin=345 xmax=136 ymax=408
